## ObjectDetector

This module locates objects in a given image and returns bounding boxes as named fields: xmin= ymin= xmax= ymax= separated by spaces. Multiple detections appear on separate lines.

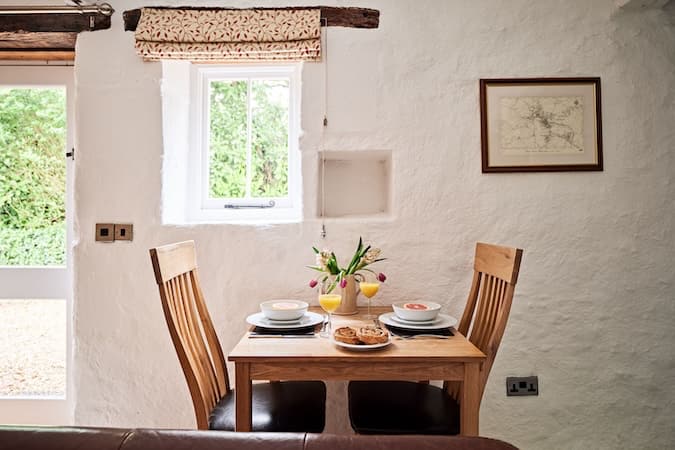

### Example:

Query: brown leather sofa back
xmin=0 ymin=426 xmax=518 ymax=450
xmin=305 ymin=434 xmax=518 ymax=450
xmin=0 ymin=426 xmax=130 ymax=450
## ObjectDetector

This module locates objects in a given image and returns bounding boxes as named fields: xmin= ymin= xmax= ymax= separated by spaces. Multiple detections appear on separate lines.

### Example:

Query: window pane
xmin=0 ymin=88 xmax=66 ymax=266
xmin=209 ymin=80 xmax=248 ymax=198
xmin=251 ymin=79 xmax=289 ymax=198
xmin=0 ymin=299 xmax=66 ymax=397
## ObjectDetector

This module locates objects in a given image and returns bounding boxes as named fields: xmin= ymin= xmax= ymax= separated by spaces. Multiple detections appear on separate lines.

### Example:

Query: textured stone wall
xmin=70 ymin=1 xmax=675 ymax=448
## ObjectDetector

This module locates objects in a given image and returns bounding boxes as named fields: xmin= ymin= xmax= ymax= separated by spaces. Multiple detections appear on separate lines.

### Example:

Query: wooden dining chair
xmin=348 ymin=242 xmax=523 ymax=435
xmin=149 ymin=240 xmax=326 ymax=432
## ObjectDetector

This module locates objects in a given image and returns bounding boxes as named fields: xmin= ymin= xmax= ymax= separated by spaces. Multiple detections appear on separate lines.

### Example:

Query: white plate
xmin=332 ymin=338 xmax=391 ymax=351
xmin=390 ymin=315 xmax=437 ymax=325
xmin=379 ymin=312 xmax=458 ymax=330
xmin=267 ymin=317 xmax=302 ymax=323
xmin=246 ymin=311 xmax=324 ymax=329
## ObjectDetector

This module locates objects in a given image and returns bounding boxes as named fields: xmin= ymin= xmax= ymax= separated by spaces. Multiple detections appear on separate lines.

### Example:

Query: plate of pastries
xmin=332 ymin=326 xmax=391 ymax=350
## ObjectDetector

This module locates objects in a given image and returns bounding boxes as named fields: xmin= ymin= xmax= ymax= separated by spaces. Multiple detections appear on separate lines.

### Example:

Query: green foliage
xmin=209 ymin=80 xmax=247 ymax=198
xmin=0 ymin=223 xmax=65 ymax=266
xmin=208 ymin=79 xmax=289 ymax=199
xmin=0 ymin=88 xmax=66 ymax=266
xmin=250 ymin=80 xmax=289 ymax=198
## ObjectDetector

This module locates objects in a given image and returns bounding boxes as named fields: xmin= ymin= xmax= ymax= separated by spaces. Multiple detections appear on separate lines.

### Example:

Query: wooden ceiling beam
xmin=123 ymin=6 xmax=379 ymax=31
xmin=0 ymin=32 xmax=77 ymax=49
xmin=0 ymin=9 xmax=111 ymax=57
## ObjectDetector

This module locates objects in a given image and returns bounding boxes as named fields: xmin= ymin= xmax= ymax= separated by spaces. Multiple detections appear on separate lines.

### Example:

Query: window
xmin=187 ymin=64 xmax=301 ymax=223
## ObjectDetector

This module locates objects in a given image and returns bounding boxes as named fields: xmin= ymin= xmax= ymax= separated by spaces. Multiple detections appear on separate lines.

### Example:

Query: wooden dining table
xmin=228 ymin=306 xmax=486 ymax=435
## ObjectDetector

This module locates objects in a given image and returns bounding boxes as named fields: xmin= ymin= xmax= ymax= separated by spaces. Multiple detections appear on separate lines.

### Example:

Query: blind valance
xmin=134 ymin=7 xmax=321 ymax=62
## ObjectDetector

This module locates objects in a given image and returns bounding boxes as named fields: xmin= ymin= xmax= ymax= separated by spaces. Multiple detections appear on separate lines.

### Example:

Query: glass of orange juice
xmin=359 ymin=280 xmax=380 ymax=319
xmin=318 ymin=293 xmax=342 ymax=338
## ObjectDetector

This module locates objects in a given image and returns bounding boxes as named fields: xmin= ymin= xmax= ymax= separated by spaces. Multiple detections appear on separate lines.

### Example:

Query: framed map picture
xmin=479 ymin=78 xmax=603 ymax=172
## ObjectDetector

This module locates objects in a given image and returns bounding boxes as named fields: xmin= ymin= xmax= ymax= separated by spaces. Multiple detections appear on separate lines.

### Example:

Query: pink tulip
xmin=378 ymin=273 xmax=387 ymax=282
xmin=340 ymin=278 xmax=347 ymax=288
xmin=309 ymin=279 xmax=318 ymax=288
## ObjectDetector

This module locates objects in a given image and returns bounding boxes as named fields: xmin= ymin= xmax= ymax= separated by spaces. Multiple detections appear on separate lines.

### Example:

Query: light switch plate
xmin=114 ymin=224 xmax=133 ymax=241
xmin=95 ymin=223 xmax=115 ymax=242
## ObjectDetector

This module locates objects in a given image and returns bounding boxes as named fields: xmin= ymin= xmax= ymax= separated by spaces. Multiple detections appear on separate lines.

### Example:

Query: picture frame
xmin=479 ymin=77 xmax=603 ymax=172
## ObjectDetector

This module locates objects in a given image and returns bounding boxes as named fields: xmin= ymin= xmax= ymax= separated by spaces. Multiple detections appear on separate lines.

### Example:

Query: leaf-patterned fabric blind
xmin=134 ymin=7 xmax=321 ymax=62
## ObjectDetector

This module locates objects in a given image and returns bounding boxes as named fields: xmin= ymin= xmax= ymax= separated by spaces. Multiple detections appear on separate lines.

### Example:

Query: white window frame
xmin=187 ymin=64 xmax=301 ymax=223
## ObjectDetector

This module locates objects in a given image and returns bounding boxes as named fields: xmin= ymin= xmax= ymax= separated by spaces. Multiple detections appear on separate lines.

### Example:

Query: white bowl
xmin=260 ymin=300 xmax=308 ymax=321
xmin=392 ymin=301 xmax=441 ymax=321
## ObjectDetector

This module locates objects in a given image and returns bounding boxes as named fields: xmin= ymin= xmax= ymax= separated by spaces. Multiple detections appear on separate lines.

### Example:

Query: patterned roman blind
xmin=134 ymin=7 xmax=321 ymax=61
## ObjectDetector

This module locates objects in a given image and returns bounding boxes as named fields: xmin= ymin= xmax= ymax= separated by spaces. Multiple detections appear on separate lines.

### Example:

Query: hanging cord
xmin=321 ymin=155 xmax=326 ymax=238
xmin=320 ymin=18 xmax=328 ymax=239
xmin=322 ymin=17 xmax=329 ymax=128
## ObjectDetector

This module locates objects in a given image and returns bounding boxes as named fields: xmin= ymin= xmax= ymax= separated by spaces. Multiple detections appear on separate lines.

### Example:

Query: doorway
xmin=0 ymin=66 xmax=73 ymax=425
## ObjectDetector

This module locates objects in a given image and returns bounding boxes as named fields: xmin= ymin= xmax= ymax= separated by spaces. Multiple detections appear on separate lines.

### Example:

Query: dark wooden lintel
xmin=321 ymin=6 xmax=379 ymax=28
xmin=123 ymin=6 xmax=379 ymax=32
xmin=0 ymin=13 xmax=111 ymax=33
xmin=0 ymin=10 xmax=111 ymax=57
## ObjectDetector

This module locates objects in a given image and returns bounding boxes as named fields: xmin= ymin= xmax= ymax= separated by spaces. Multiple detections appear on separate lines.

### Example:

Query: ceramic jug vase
xmin=331 ymin=274 xmax=359 ymax=315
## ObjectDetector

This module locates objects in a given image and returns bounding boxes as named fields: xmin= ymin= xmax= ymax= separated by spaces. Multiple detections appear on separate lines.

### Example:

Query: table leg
xmin=460 ymin=362 xmax=480 ymax=436
xmin=235 ymin=362 xmax=252 ymax=432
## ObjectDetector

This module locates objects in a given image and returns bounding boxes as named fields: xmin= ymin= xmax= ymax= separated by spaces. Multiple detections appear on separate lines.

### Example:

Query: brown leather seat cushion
xmin=209 ymin=381 xmax=326 ymax=432
xmin=348 ymin=381 xmax=460 ymax=435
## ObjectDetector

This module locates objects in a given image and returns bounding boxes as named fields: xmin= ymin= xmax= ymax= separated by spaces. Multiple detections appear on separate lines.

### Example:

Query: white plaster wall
xmin=68 ymin=1 xmax=674 ymax=448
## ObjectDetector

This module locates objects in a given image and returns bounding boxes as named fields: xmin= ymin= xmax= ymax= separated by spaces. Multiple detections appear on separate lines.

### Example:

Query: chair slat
xmin=175 ymin=274 xmax=213 ymax=418
xmin=483 ymin=277 xmax=502 ymax=350
xmin=191 ymin=271 xmax=229 ymax=396
xmin=458 ymin=272 xmax=481 ymax=336
xmin=185 ymin=272 xmax=222 ymax=413
xmin=168 ymin=279 xmax=188 ymax=343
xmin=179 ymin=275 xmax=210 ymax=387
xmin=471 ymin=274 xmax=492 ymax=349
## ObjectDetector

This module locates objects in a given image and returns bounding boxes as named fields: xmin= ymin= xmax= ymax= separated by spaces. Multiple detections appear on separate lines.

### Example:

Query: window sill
xmin=171 ymin=217 xmax=303 ymax=226
xmin=162 ymin=206 xmax=302 ymax=226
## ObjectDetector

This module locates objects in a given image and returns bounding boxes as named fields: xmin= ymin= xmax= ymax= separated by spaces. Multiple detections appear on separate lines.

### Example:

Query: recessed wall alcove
xmin=318 ymin=150 xmax=392 ymax=218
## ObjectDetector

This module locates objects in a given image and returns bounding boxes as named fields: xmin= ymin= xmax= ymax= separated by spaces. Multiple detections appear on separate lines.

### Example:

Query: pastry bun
xmin=333 ymin=326 xmax=361 ymax=345
xmin=333 ymin=326 xmax=389 ymax=345
xmin=356 ymin=326 xmax=389 ymax=344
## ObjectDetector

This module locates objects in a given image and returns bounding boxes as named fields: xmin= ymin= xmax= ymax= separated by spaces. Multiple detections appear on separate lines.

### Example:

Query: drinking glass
xmin=359 ymin=280 xmax=380 ymax=320
xmin=318 ymin=293 xmax=342 ymax=338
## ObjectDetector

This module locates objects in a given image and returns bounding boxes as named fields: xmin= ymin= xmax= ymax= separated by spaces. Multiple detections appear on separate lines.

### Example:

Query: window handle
xmin=223 ymin=200 xmax=275 ymax=209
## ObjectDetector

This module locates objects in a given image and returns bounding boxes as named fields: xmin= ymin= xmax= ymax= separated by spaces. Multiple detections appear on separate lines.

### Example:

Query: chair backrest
xmin=447 ymin=242 xmax=523 ymax=403
xmin=149 ymin=241 xmax=229 ymax=429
